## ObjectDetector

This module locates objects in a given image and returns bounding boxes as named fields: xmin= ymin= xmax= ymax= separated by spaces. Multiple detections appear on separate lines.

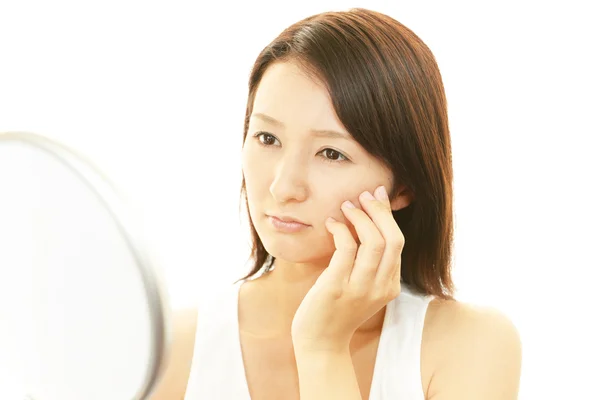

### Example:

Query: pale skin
xmin=290 ymin=185 xmax=406 ymax=400
xmin=149 ymin=61 xmax=522 ymax=399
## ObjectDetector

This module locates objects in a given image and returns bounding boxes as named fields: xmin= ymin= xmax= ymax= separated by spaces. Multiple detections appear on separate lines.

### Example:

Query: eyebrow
xmin=251 ymin=112 xmax=352 ymax=141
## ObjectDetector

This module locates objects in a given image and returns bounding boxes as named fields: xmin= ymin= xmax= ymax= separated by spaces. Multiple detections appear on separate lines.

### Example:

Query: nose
xmin=269 ymin=155 xmax=309 ymax=204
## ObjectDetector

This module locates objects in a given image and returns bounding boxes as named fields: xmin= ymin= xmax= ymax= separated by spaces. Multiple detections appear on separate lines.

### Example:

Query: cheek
xmin=321 ymin=195 xmax=355 ymax=228
xmin=326 ymin=189 xmax=362 ymax=216
xmin=319 ymin=204 xmax=360 ymax=247
xmin=241 ymin=142 xmax=253 ymax=174
xmin=241 ymin=146 xmax=272 ymax=217
xmin=324 ymin=191 xmax=363 ymax=238
xmin=242 ymin=145 xmax=265 ymax=186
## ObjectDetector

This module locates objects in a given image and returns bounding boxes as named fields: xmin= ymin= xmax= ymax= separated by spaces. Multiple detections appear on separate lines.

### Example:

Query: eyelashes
xmin=252 ymin=131 xmax=350 ymax=164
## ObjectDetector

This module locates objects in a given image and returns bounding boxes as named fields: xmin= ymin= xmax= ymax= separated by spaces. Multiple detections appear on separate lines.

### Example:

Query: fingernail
xmin=342 ymin=200 xmax=356 ymax=209
xmin=360 ymin=191 xmax=375 ymax=202
xmin=374 ymin=186 xmax=388 ymax=201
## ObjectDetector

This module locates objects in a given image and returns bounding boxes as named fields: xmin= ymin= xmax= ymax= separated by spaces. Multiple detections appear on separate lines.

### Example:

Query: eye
xmin=252 ymin=132 xmax=350 ymax=164
xmin=318 ymin=148 xmax=349 ymax=163
xmin=253 ymin=131 xmax=279 ymax=146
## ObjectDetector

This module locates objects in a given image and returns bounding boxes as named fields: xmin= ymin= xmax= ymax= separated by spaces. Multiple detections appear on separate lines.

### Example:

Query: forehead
xmin=251 ymin=62 xmax=344 ymax=130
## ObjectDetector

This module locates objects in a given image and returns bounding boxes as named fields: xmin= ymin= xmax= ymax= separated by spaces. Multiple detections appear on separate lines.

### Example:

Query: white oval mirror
xmin=0 ymin=131 xmax=170 ymax=400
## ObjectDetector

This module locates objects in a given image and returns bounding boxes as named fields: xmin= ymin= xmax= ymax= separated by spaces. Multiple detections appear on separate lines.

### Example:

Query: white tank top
xmin=184 ymin=278 xmax=434 ymax=399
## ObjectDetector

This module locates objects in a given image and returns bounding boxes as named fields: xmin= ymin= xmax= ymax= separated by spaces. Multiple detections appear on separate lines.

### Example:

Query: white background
xmin=1 ymin=0 xmax=599 ymax=398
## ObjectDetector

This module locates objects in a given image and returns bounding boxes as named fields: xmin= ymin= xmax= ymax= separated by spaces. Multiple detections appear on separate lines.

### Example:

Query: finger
xmin=375 ymin=237 xmax=403 ymax=291
xmin=323 ymin=216 xmax=358 ymax=285
xmin=376 ymin=186 xmax=403 ymax=286
xmin=361 ymin=186 xmax=405 ymax=287
xmin=340 ymin=197 xmax=385 ymax=288
xmin=375 ymin=184 xmax=392 ymax=210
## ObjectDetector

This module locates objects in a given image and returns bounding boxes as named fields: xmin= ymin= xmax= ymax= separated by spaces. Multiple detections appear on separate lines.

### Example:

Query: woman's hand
xmin=291 ymin=185 xmax=405 ymax=352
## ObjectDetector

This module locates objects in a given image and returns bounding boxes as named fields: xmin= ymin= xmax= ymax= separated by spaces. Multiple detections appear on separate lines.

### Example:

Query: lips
xmin=268 ymin=215 xmax=309 ymax=226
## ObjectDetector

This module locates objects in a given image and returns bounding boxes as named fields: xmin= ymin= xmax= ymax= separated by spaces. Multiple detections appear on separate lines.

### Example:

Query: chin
xmin=260 ymin=236 xmax=334 ymax=267
xmin=261 ymin=237 xmax=312 ymax=263
xmin=256 ymin=231 xmax=311 ymax=261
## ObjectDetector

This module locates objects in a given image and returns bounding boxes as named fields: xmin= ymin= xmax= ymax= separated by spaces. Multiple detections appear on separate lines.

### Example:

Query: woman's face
xmin=242 ymin=61 xmax=408 ymax=266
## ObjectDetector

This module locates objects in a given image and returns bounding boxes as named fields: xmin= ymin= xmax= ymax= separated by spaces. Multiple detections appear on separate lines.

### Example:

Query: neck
xmin=251 ymin=258 xmax=387 ymax=335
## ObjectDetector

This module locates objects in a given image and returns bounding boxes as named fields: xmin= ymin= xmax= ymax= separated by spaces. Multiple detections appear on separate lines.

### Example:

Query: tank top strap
xmin=369 ymin=284 xmax=434 ymax=399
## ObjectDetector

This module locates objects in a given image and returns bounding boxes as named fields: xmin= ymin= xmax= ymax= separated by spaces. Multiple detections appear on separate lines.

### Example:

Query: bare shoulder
xmin=422 ymin=297 xmax=522 ymax=400
xmin=149 ymin=307 xmax=198 ymax=400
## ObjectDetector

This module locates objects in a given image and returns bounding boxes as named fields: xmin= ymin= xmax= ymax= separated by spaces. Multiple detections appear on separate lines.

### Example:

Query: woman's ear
xmin=390 ymin=186 xmax=413 ymax=211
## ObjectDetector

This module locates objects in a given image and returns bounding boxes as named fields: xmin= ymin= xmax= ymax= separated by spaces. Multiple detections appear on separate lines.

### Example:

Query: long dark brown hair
xmin=236 ymin=8 xmax=455 ymax=300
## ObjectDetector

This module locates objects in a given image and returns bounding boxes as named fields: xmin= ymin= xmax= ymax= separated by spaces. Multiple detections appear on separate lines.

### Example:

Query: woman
xmin=152 ymin=8 xmax=522 ymax=400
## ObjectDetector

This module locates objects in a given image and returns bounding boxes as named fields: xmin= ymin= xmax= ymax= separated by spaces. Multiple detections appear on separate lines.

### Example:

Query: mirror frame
xmin=0 ymin=131 xmax=171 ymax=400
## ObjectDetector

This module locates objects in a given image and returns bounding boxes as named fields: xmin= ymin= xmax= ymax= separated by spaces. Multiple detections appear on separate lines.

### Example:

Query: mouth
xmin=267 ymin=214 xmax=310 ymax=226
xmin=266 ymin=215 xmax=311 ymax=232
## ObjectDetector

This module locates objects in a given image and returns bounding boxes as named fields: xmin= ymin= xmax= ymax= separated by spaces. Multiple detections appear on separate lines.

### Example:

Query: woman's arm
xmin=294 ymin=345 xmax=363 ymax=400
